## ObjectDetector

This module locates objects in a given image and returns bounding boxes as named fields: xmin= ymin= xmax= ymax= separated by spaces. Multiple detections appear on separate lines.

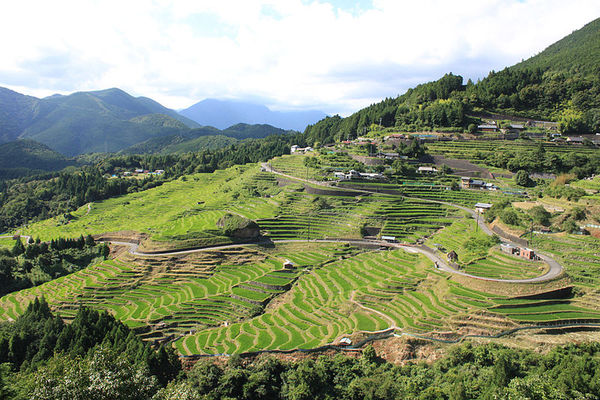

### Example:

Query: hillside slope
xmin=120 ymin=123 xmax=293 ymax=154
xmin=0 ymin=139 xmax=78 ymax=180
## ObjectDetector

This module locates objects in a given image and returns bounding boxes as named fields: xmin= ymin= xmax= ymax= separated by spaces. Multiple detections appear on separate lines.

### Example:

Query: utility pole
xmin=530 ymin=219 xmax=534 ymax=246
xmin=475 ymin=209 xmax=479 ymax=233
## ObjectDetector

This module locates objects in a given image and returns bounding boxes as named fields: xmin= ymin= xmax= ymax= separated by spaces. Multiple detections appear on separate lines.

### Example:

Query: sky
xmin=1 ymin=0 xmax=599 ymax=116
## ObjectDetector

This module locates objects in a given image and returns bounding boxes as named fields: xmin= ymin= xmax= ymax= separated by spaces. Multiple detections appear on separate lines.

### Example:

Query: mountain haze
xmin=119 ymin=123 xmax=293 ymax=154
xmin=179 ymin=98 xmax=327 ymax=131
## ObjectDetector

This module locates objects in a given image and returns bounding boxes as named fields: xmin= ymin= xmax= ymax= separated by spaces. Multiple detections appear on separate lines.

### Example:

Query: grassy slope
xmin=24 ymin=164 xmax=280 ymax=242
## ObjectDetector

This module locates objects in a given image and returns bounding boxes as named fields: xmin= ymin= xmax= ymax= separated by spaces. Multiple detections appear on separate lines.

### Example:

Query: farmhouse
xmin=417 ymin=166 xmax=438 ymax=174
xmin=478 ymin=124 xmax=498 ymax=133
xmin=507 ymin=124 xmax=525 ymax=133
xmin=283 ymin=260 xmax=294 ymax=269
xmin=381 ymin=235 xmax=397 ymax=243
xmin=520 ymin=247 xmax=536 ymax=260
xmin=474 ymin=203 xmax=493 ymax=213
xmin=566 ymin=136 xmax=584 ymax=144
xmin=381 ymin=152 xmax=401 ymax=159
xmin=334 ymin=170 xmax=386 ymax=181
xmin=501 ymin=243 xmax=519 ymax=255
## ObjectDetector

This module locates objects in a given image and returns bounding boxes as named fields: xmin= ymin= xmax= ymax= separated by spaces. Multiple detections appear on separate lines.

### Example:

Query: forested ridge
xmin=304 ymin=17 xmax=600 ymax=145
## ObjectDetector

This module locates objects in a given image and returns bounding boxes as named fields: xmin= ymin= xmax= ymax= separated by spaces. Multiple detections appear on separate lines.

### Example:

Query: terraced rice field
xmin=269 ymin=155 xmax=325 ymax=181
xmin=374 ymin=198 xmax=454 ymax=242
xmin=258 ymin=191 xmax=458 ymax=243
xmin=532 ymin=233 xmax=600 ymax=287
xmin=427 ymin=140 xmax=600 ymax=161
xmin=258 ymin=192 xmax=379 ymax=240
xmin=21 ymin=164 xmax=281 ymax=242
xmin=463 ymin=248 xmax=548 ymax=280
xmin=1 ymin=238 xmax=597 ymax=355
xmin=338 ymin=181 xmax=509 ymax=207
xmin=0 ymin=243 xmax=338 ymax=339
xmin=175 ymin=246 xmax=600 ymax=355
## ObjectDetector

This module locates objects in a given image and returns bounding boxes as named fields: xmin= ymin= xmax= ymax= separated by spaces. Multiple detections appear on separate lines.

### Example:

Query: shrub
xmin=500 ymin=209 xmax=520 ymax=226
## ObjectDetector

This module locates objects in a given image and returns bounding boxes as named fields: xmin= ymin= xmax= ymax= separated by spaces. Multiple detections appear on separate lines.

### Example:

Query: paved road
xmin=0 ymin=235 xmax=31 ymax=242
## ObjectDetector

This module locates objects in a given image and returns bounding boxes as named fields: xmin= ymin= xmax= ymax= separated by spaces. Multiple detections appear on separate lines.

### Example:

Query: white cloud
xmin=0 ymin=0 xmax=599 ymax=115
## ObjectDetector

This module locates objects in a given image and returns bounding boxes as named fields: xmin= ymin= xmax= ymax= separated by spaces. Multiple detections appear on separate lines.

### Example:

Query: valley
xmin=2 ymin=145 xmax=599 ymax=359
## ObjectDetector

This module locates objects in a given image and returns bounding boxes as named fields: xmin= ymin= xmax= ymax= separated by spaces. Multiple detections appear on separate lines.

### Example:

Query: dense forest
xmin=0 ymin=298 xmax=180 ymax=399
xmin=304 ymin=18 xmax=600 ymax=145
xmin=1 ymin=299 xmax=600 ymax=399
xmin=0 ymin=235 xmax=109 ymax=297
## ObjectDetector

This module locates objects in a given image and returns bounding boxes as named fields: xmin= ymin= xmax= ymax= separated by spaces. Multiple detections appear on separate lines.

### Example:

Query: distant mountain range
xmin=119 ymin=123 xmax=293 ymax=155
xmin=179 ymin=98 xmax=327 ymax=131
xmin=0 ymin=87 xmax=299 ymax=156
xmin=0 ymin=87 xmax=201 ymax=156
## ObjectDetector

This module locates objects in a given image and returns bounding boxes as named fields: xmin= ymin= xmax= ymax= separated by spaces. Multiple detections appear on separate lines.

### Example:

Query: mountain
xmin=0 ymin=87 xmax=200 ymax=156
xmin=0 ymin=139 xmax=78 ymax=179
xmin=0 ymin=87 xmax=39 ymax=143
xmin=179 ymin=98 xmax=327 ymax=131
xmin=305 ymin=17 xmax=600 ymax=144
xmin=119 ymin=123 xmax=292 ymax=154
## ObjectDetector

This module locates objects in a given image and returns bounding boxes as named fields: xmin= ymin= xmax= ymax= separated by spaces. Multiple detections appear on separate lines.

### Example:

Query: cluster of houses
xmin=333 ymin=170 xmax=386 ymax=181
xmin=290 ymin=145 xmax=314 ymax=154
xmin=118 ymin=169 xmax=164 ymax=177
xmin=500 ymin=243 xmax=538 ymax=260
xmin=461 ymin=177 xmax=498 ymax=191
xmin=477 ymin=121 xmax=527 ymax=134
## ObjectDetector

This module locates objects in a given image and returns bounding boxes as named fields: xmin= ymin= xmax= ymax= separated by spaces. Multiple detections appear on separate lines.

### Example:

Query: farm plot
xmin=258 ymin=192 xmax=379 ymax=240
xmin=373 ymin=197 xmax=455 ymax=242
xmin=531 ymin=233 xmax=600 ymax=287
xmin=269 ymin=155 xmax=325 ymax=181
xmin=427 ymin=140 xmax=599 ymax=162
xmin=463 ymin=248 xmax=548 ymax=280
xmin=22 ymin=164 xmax=281 ymax=242
xmin=0 ymin=243 xmax=336 ymax=341
xmin=177 ymin=249 xmax=425 ymax=354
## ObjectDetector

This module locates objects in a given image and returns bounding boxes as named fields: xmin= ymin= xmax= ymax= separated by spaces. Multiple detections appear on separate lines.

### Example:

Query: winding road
xmin=260 ymin=162 xmax=564 ymax=283
xmin=9 ymin=163 xmax=563 ymax=285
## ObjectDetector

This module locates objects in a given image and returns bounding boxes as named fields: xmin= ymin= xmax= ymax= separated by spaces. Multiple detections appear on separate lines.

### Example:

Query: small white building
xmin=418 ymin=166 xmax=438 ymax=174
xmin=339 ymin=337 xmax=352 ymax=345
xmin=474 ymin=203 xmax=493 ymax=213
